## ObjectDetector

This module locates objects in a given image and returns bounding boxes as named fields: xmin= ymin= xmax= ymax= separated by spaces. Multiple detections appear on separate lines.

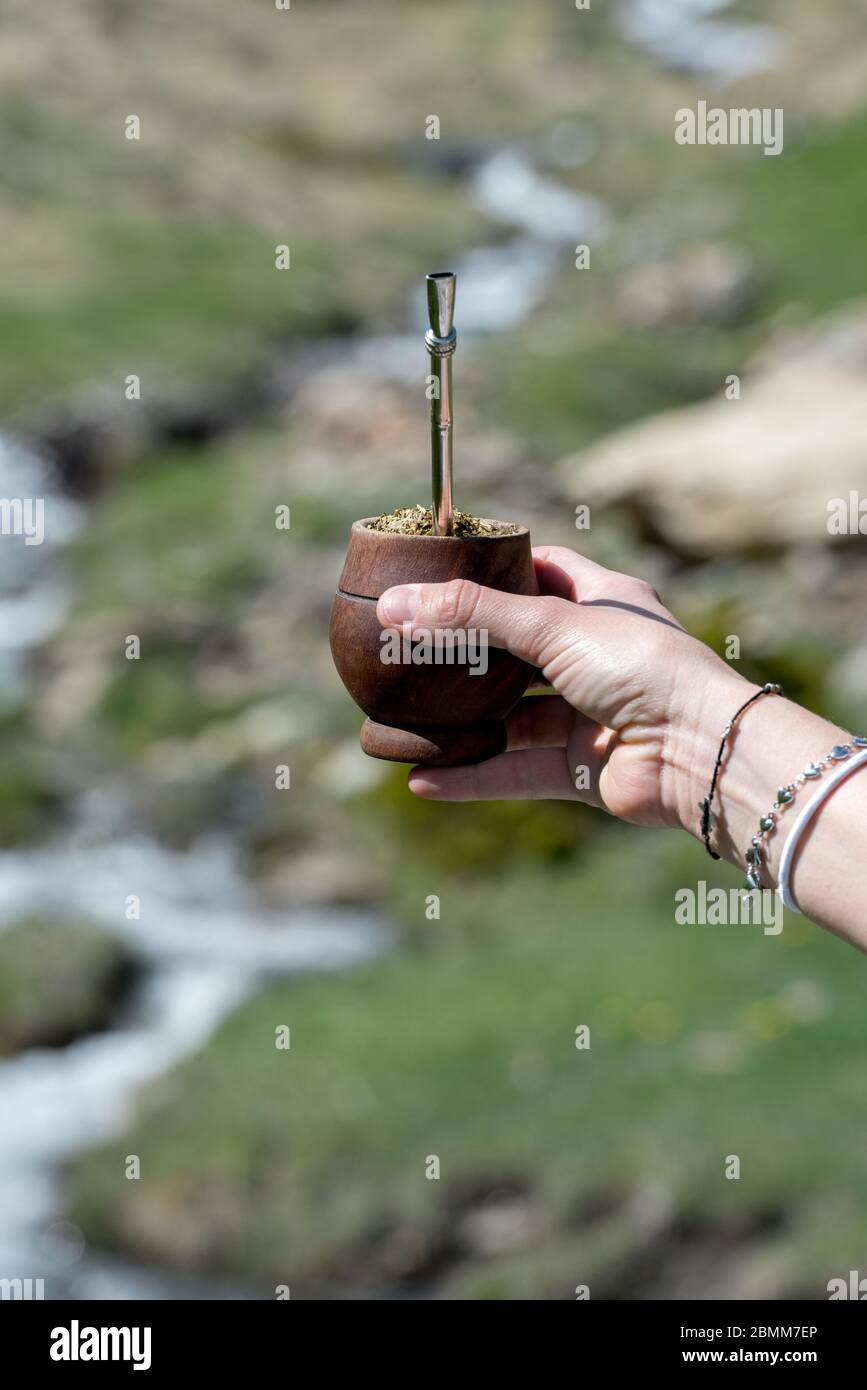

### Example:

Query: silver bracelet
xmin=776 ymin=744 xmax=867 ymax=914
xmin=744 ymin=736 xmax=867 ymax=894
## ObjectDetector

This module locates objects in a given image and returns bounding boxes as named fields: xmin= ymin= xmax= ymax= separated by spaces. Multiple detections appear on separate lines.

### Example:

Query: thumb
xmin=376 ymin=578 xmax=581 ymax=672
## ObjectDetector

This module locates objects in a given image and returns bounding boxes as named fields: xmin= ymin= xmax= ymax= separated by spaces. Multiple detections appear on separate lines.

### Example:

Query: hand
xmin=377 ymin=545 xmax=750 ymax=829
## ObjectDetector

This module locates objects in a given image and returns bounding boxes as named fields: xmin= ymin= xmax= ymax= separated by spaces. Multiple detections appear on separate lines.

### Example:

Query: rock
xmin=17 ymin=352 xmax=300 ymax=494
xmin=116 ymin=1182 xmax=249 ymax=1269
xmin=290 ymin=363 xmax=420 ymax=486
xmin=286 ymin=356 xmax=529 ymax=508
xmin=255 ymin=846 xmax=384 ymax=908
xmin=457 ymin=1194 xmax=536 ymax=1256
xmin=559 ymin=301 xmax=867 ymax=556
xmin=0 ymin=917 xmax=136 ymax=1055
xmin=617 ymin=243 xmax=759 ymax=329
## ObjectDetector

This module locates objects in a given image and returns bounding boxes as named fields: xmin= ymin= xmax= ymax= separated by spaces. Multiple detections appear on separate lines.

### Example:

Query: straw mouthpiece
xmin=426 ymin=271 xmax=456 ymax=340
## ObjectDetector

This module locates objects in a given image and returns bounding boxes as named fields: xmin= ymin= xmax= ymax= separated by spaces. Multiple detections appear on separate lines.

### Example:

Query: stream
xmin=617 ymin=0 xmax=784 ymax=82
xmin=0 ymin=0 xmax=784 ymax=1300
xmin=0 ymin=442 xmax=387 ymax=1299
xmin=0 ymin=830 xmax=387 ymax=1299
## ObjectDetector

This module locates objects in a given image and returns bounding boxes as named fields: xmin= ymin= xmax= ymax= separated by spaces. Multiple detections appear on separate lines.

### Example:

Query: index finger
xmin=532 ymin=546 xmax=611 ymax=601
xmin=376 ymin=579 xmax=583 ymax=671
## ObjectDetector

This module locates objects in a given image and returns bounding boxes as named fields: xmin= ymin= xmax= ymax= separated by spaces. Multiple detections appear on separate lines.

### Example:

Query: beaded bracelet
xmin=745 ymin=736 xmax=867 ymax=892
xmin=699 ymin=683 xmax=783 ymax=860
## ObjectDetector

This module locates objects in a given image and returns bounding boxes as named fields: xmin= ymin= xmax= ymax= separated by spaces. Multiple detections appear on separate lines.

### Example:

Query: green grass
xmin=484 ymin=319 xmax=756 ymax=461
xmin=66 ymin=831 xmax=866 ymax=1297
xmin=731 ymin=110 xmax=867 ymax=316
xmin=72 ymin=444 xmax=270 ymax=613
xmin=0 ymin=712 xmax=64 ymax=846
xmin=0 ymin=918 xmax=133 ymax=1055
xmin=0 ymin=224 xmax=350 ymax=415
xmin=480 ymin=105 xmax=867 ymax=463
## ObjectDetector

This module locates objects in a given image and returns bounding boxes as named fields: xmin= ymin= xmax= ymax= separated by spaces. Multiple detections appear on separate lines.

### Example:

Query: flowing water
xmin=0 ymin=833 xmax=387 ymax=1297
xmin=617 ymin=0 xmax=784 ymax=83
xmin=352 ymin=146 xmax=609 ymax=382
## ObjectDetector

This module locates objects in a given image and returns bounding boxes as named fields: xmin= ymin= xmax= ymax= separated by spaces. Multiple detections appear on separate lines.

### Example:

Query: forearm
xmin=667 ymin=663 xmax=867 ymax=945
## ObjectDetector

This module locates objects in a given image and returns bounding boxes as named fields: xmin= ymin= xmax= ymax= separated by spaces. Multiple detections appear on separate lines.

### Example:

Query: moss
xmin=0 ymin=715 xmax=64 ymax=846
xmin=0 ymin=918 xmax=135 ymax=1056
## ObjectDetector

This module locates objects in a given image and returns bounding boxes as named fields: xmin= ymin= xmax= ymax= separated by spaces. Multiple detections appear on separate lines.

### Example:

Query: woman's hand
xmin=377 ymin=544 xmax=866 ymax=944
xmin=377 ymin=545 xmax=749 ymax=830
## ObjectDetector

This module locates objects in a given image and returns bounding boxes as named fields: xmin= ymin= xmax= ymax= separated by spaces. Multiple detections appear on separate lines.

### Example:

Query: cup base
xmin=360 ymin=717 xmax=508 ymax=766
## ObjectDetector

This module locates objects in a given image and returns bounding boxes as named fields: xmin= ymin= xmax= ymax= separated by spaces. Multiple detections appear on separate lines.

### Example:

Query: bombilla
xmin=425 ymin=271 xmax=456 ymax=536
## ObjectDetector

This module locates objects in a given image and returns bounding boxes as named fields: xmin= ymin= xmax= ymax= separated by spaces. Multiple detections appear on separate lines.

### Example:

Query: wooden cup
xmin=330 ymin=517 xmax=538 ymax=764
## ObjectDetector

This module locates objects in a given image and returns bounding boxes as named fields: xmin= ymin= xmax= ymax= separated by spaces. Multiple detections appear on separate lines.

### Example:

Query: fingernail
xmin=407 ymin=769 xmax=438 ymax=797
xmin=379 ymin=585 xmax=420 ymax=624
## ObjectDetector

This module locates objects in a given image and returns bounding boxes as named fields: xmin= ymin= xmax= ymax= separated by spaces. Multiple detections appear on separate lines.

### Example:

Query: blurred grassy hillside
xmin=2 ymin=0 xmax=867 ymax=1298
xmin=69 ymin=834 xmax=860 ymax=1300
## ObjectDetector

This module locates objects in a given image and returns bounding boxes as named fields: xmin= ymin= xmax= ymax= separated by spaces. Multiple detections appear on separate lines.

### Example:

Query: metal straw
xmin=425 ymin=271 xmax=456 ymax=536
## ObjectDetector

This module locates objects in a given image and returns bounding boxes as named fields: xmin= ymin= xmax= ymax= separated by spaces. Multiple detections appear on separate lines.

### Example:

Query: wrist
xmin=655 ymin=644 xmax=866 ymax=943
xmin=664 ymin=656 xmax=852 ymax=887
xmin=662 ymin=654 xmax=755 ymax=841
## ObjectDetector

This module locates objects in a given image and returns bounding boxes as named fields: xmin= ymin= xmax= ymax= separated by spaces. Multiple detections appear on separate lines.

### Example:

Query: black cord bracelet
xmin=699 ymin=682 xmax=783 ymax=859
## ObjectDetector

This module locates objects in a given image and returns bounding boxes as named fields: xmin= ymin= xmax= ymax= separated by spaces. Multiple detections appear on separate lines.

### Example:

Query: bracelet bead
xmin=745 ymin=739 xmax=864 ymax=896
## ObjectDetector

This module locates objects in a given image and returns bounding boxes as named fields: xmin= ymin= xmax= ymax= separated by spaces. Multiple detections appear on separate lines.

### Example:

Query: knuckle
xmin=530 ymin=597 xmax=580 ymax=665
xmin=632 ymin=576 xmax=662 ymax=604
xmin=430 ymin=577 xmax=480 ymax=629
